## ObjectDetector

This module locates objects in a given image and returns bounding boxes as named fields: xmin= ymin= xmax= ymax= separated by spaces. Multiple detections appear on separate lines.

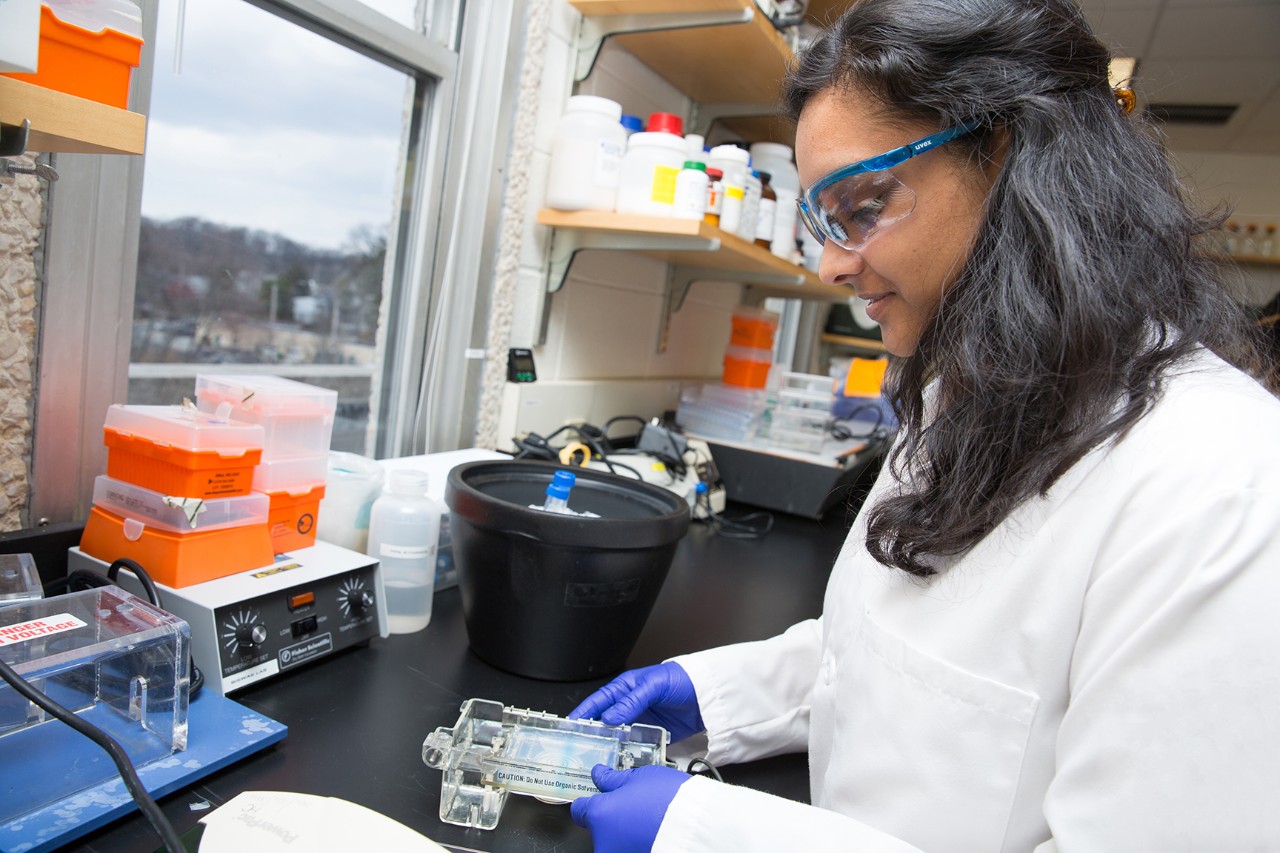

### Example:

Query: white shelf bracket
xmin=574 ymin=7 xmax=755 ymax=82
xmin=544 ymin=227 xmax=721 ymax=293
xmin=658 ymin=265 xmax=804 ymax=353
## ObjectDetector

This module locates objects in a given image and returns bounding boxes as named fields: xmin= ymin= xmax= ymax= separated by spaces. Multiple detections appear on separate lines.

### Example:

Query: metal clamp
xmin=0 ymin=118 xmax=31 ymax=157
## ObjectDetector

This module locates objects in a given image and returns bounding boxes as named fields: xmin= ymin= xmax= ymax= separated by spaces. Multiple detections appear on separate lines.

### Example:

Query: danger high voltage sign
xmin=0 ymin=614 xmax=88 ymax=646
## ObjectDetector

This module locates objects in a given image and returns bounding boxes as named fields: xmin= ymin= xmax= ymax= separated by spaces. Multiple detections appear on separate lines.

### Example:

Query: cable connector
xmin=637 ymin=420 xmax=688 ymax=461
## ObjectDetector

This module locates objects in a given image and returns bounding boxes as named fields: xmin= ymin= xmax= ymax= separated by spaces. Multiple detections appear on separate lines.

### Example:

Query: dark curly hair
xmin=784 ymin=0 xmax=1265 ymax=576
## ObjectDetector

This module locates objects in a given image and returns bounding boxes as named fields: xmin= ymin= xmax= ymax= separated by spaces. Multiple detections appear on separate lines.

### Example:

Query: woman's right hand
xmin=569 ymin=661 xmax=705 ymax=742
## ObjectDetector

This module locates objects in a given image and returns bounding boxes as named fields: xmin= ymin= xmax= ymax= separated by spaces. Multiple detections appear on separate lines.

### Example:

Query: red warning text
xmin=0 ymin=614 xmax=88 ymax=646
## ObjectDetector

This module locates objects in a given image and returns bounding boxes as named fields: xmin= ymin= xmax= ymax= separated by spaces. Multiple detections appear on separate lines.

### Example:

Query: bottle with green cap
xmin=673 ymin=161 xmax=709 ymax=221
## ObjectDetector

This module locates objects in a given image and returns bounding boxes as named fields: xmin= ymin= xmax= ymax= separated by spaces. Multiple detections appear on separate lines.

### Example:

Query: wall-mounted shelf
xmin=0 ymin=77 xmax=146 ymax=155
xmin=821 ymin=333 xmax=887 ymax=355
xmin=537 ymin=208 xmax=843 ymax=300
xmin=1216 ymin=252 xmax=1280 ymax=268
xmin=567 ymin=0 xmax=794 ymax=141
xmin=538 ymin=208 xmax=852 ymax=352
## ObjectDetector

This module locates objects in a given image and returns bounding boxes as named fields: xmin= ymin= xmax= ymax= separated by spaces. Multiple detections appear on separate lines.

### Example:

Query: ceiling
xmin=804 ymin=0 xmax=1280 ymax=156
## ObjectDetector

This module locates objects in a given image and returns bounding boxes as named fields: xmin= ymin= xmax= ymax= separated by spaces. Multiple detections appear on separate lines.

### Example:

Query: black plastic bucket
xmin=445 ymin=460 xmax=690 ymax=681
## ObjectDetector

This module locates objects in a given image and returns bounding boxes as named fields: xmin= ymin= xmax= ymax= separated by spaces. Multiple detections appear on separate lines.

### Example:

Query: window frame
xmin=30 ymin=0 xmax=524 ymax=525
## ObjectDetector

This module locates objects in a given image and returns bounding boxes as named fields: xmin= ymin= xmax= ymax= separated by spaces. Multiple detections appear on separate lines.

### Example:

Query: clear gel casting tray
xmin=422 ymin=698 xmax=672 ymax=830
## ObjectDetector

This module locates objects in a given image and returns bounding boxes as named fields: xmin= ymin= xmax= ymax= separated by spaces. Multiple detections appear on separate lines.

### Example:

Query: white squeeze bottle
xmin=366 ymin=469 xmax=442 ymax=634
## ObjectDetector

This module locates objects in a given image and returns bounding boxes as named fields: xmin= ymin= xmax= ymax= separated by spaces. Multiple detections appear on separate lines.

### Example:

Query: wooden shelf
xmin=821 ymin=333 xmax=888 ymax=354
xmin=536 ymin=208 xmax=850 ymax=302
xmin=1223 ymin=252 xmax=1280 ymax=268
xmin=0 ymin=77 xmax=146 ymax=155
xmin=805 ymin=0 xmax=855 ymax=26
xmin=569 ymin=0 xmax=792 ymax=109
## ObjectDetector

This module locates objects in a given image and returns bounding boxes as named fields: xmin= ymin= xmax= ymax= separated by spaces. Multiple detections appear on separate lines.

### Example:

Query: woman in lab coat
xmin=568 ymin=0 xmax=1280 ymax=850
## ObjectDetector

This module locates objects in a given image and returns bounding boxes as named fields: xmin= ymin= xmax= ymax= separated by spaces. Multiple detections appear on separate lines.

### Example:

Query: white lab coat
xmin=657 ymin=349 xmax=1280 ymax=852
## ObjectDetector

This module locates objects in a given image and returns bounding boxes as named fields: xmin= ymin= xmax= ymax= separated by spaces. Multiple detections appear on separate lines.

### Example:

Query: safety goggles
xmin=796 ymin=120 xmax=981 ymax=251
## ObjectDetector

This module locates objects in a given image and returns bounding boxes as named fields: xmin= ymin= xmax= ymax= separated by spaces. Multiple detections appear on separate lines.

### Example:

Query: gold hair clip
xmin=1113 ymin=87 xmax=1136 ymax=115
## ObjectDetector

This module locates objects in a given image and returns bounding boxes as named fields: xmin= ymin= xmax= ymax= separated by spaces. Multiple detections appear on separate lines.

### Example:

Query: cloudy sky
xmin=141 ymin=0 xmax=418 ymax=251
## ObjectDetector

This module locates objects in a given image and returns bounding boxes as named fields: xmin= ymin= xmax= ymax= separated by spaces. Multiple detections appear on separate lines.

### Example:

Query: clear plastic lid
xmin=195 ymin=374 xmax=338 ymax=417
xmin=252 ymin=454 xmax=329 ymax=494
xmin=723 ymin=345 xmax=773 ymax=363
xmin=103 ymin=404 xmax=265 ymax=454
xmin=777 ymin=387 xmax=835 ymax=411
xmin=46 ymin=0 xmax=143 ymax=38
xmin=92 ymin=475 xmax=270 ymax=533
xmin=779 ymin=371 xmax=836 ymax=396
xmin=0 ymin=554 xmax=41 ymax=606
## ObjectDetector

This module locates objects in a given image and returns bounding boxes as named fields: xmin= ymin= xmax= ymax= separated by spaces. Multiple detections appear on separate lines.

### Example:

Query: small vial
xmin=704 ymin=167 xmax=724 ymax=227
xmin=683 ymin=133 xmax=705 ymax=161
xmin=755 ymin=170 xmax=777 ymax=249
xmin=691 ymin=479 xmax=711 ymax=512
xmin=542 ymin=470 xmax=577 ymax=514
xmin=1243 ymin=223 xmax=1259 ymax=256
xmin=739 ymin=169 xmax=762 ymax=241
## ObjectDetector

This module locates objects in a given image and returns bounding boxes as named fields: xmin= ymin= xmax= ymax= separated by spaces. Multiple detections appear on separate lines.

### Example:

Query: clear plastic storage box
xmin=251 ymin=454 xmax=329 ymax=494
xmin=195 ymin=375 xmax=337 ymax=460
xmin=93 ymin=474 xmax=270 ymax=533
xmin=0 ymin=554 xmax=42 ymax=608
xmin=0 ymin=586 xmax=190 ymax=824
xmin=423 ymin=698 xmax=672 ymax=830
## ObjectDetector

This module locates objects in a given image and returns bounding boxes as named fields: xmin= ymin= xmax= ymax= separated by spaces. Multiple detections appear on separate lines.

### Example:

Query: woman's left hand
xmin=570 ymin=764 xmax=692 ymax=852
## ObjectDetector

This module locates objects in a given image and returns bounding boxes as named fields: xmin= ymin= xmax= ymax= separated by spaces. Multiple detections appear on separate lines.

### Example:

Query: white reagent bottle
xmin=367 ymin=468 xmax=441 ymax=634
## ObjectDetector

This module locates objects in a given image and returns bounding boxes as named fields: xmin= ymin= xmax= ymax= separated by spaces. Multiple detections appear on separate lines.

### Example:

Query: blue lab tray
xmin=0 ymin=691 xmax=286 ymax=853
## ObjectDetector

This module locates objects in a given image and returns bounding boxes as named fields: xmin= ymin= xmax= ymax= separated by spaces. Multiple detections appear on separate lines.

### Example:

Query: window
xmin=32 ymin=0 xmax=525 ymax=524
xmin=128 ymin=0 xmax=412 ymax=453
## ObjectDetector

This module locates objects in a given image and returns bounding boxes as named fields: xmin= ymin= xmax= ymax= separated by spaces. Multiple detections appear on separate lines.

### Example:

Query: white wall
xmin=1173 ymin=148 xmax=1280 ymax=305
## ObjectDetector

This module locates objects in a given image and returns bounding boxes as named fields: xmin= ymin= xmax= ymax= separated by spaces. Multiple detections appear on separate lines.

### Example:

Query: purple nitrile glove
xmin=568 ymin=662 xmax=705 ymax=742
xmin=570 ymin=764 xmax=691 ymax=853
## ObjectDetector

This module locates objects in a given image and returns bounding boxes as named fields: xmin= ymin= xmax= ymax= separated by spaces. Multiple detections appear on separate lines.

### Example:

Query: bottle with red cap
xmin=647 ymin=112 xmax=684 ymax=137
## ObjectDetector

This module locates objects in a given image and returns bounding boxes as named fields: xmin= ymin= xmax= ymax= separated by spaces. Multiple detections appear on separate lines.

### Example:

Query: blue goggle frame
xmin=797 ymin=119 xmax=983 ymax=250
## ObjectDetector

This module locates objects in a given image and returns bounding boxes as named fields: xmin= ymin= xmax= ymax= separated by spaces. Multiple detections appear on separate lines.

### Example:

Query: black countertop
xmin=75 ymin=507 xmax=854 ymax=853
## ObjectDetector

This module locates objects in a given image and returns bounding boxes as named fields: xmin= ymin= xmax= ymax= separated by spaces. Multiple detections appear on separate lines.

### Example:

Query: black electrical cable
xmin=0 ymin=657 xmax=186 ymax=852
xmin=49 ymin=564 xmax=205 ymax=700
xmin=601 ymin=414 xmax=647 ymax=448
xmin=686 ymin=756 xmax=724 ymax=782
xmin=107 ymin=557 xmax=161 ymax=607
xmin=512 ymin=422 xmax=652 ymax=482
xmin=695 ymin=483 xmax=774 ymax=540
xmin=829 ymin=402 xmax=892 ymax=443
